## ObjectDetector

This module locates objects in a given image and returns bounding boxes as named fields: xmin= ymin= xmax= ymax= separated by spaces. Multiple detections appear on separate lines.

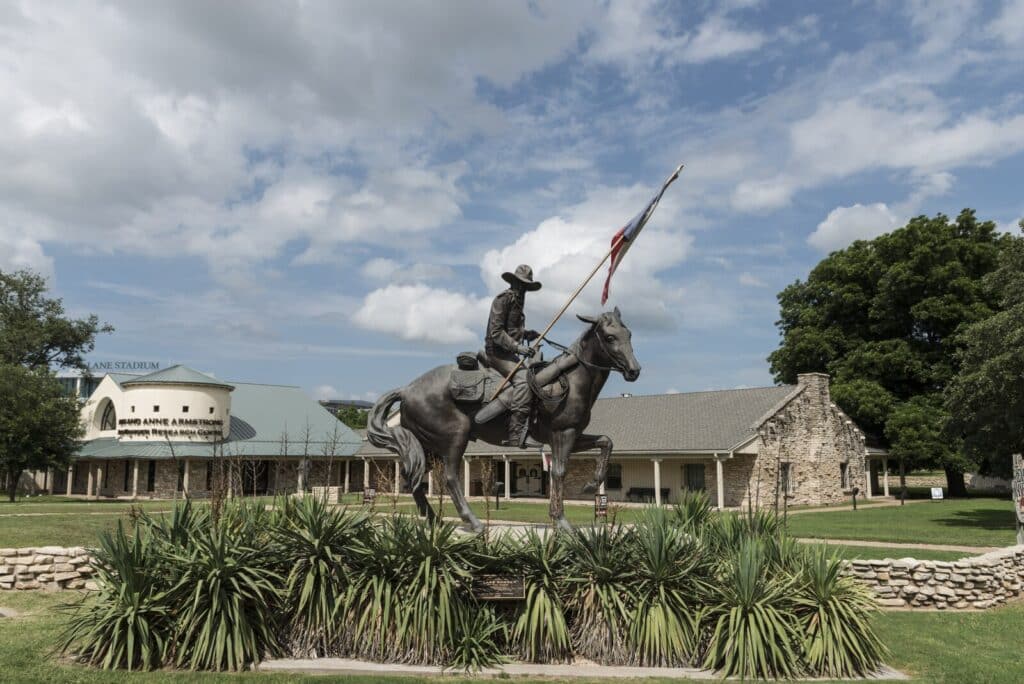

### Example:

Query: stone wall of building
xmin=747 ymin=373 xmax=866 ymax=509
xmin=0 ymin=547 xmax=96 ymax=591
xmin=844 ymin=546 xmax=1024 ymax=609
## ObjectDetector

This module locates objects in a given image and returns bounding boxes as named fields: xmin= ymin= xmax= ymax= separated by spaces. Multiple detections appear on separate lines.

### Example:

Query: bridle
xmin=542 ymin=324 xmax=630 ymax=374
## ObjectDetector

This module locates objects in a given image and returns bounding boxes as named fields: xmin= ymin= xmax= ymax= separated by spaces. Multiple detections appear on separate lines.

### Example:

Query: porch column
xmin=394 ymin=460 xmax=400 ymax=494
xmin=343 ymin=459 xmax=350 ymax=494
xmin=65 ymin=465 xmax=73 ymax=496
xmin=883 ymin=457 xmax=890 ymax=497
xmin=131 ymin=461 xmax=139 ymax=499
xmin=715 ymin=454 xmax=725 ymax=510
xmin=503 ymin=455 xmax=511 ymax=501
xmin=652 ymin=458 xmax=663 ymax=505
xmin=93 ymin=462 xmax=103 ymax=500
xmin=297 ymin=460 xmax=305 ymax=495
xmin=44 ymin=468 xmax=50 ymax=493
xmin=86 ymin=462 xmax=94 ymax=498
xmin=864 ymin=456 xmax=873 ymax=499
xmin=427 ymin=470 xmax=434 ymax=497
xmin=183 ymin=459 xmax=190 ymax=495
xmin=363 ymin=459 xmax=370 ymax=490
xmin=463 ymin=458 xmax=471 ymax=498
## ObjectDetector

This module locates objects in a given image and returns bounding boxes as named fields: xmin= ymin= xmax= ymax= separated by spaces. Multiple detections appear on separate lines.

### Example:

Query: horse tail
xmin=367 ymin=388 xmax=426 ymax=490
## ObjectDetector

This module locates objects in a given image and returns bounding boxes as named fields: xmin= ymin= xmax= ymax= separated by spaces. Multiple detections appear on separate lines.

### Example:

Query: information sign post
xmin=1013 ymin=455 xmax=1024 ymax=546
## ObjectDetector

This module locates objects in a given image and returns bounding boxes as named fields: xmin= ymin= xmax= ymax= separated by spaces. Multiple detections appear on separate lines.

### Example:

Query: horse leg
xmin=548 ymin=428 xmax=576 ymax=533
xmin=572 ymin=433 xmax=613 ymax=494
xmin=411 ymin=480 xmax=436 ymax=523
xmin=443 ymin=450 xmax=483 ymax=533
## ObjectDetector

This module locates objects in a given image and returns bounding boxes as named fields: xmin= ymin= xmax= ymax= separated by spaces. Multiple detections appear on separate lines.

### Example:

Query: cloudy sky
xmin=3 ymin=1 xmax=1023 ymax=401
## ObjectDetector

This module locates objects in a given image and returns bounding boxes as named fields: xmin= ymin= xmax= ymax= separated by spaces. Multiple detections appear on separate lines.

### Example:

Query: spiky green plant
xmin=702 ymin=538 xmax=801 ymax=679
xmin=628 ymin=509 xmax=709 ymax=666
xmin=509 ymin=530 xmax=572 ymax=663
xmin=448 ymin=604 xmax=509 ymax=672
xmin=671 ymin=489 xmax=714 ymax=530
xmin=60 ymin=523 xmax=171 ymax=671
xmin=271 ymin=495 xmax=368 ymax=656
xmin=792 ymin=547 xmax=887 ymax=678
xmin=563 ymin=524 xmax=636 ymax=663
xmin=162 ymin=517 xmax=284 ymax=671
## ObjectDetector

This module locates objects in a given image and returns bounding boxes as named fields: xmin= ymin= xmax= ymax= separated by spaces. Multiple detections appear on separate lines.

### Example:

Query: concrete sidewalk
xmin=259 ymin=656 xmax=909 ymax=680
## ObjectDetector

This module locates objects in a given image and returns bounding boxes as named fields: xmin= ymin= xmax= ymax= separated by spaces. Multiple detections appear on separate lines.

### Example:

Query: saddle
xmin=449 ymin=350 xmax=570 ymax=424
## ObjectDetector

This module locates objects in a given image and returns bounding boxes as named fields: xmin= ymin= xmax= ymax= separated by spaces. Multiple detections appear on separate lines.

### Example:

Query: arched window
xmin=99 ymin=400 xmax=117 ymax=431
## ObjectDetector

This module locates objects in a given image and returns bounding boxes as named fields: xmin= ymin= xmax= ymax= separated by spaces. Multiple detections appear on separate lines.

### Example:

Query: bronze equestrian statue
xmin=367 ymin=265 xmax=640 ymax=532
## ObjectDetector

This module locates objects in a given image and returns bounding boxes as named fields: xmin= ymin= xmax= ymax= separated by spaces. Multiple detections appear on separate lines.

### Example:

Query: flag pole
xmin=488 ymin=163 xmax=684 ymax=401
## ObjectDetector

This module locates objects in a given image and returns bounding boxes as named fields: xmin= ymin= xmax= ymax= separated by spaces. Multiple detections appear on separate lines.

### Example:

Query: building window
xmin=206 ymin=462 xmax=213 ymax=491
xmin=684 ymin=463 xmax=706 ymax=491
xmin=177 ymin=462 xmax=185 ymax=492
xmin=100 ymin=401 xmax=117 ymax=431
xmin=780 ymin=462 xmax=793 ymax=495
xmin=182 ymin=405 xmax=189 ymax=413
xmin=123 ymin=459 xmax=130 ymax=491
xmin=606 ymin=463 xmax=623 ymax=490
xmin=153 ymin=405 xmax=160 ymax=413
xmin=146 ymin=461 xmax=156 ymax=492
xmin=840 ymin=462 xmax=850 ymax=490
xmin=209 ymin=406 xmax=215 ymax=414
xmin=104 ymin=462 xmax=109 ymax=488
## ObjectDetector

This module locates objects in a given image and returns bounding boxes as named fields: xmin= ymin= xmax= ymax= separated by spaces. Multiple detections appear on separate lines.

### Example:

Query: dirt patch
xmin=0 ymin=606 xmax=18 ymax=618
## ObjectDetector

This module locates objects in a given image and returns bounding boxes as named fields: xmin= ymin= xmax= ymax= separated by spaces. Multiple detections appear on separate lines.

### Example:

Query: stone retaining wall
xmin=0 ymin=547 xmax=96 ymax=591
xmin=845 ymin=546 xmax=1024 ymax=609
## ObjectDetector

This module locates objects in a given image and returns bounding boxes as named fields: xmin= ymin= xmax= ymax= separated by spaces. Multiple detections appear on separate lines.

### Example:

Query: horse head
xmin=576 ymin=306 xmax=641 ymax=382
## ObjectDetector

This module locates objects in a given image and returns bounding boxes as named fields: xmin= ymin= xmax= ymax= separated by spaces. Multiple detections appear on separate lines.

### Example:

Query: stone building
xmin=37 ymin=365 xmax=362 ymax=499
xmin=359 ymin=372 xmax=880 ymax=509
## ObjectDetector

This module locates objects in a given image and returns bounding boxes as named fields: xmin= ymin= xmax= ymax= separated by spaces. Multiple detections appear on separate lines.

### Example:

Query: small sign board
xmin=930 ymin=487 xmax=944 ymax=500
xmin=594 ymin=494 xmax=608 ymax=518
xmin=1013 ymin=480 xmax=1024 ymax=525
xmin=362 ymin=487 xmax=377 ymax=505
xmin=472 ymin=574 xmax=525 ymax=601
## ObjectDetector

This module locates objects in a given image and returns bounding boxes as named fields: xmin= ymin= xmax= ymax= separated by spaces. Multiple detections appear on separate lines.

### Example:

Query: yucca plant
xmin=448 ymin=603 xmax=509 ymax=672
xmin=162 ymin=518 xmax=284 ymax=671
xmin=60 ymin=523 xmax=171 ymax=671
xmin=509 ymin=530 xmax=572 ymax=663
xmin=271 ymin=495 xmax=368 ymax=656
xmin=702 ymin=538 xmax=801 ymax=679
xmin=671 ymin=489 xmax=714 ymax=531
xmin=139 ymin=498 xmax=209 ymax=549
xmin=628 ymin=509 xmax=709 ymax=666
xmin=792 ymin=547 xmax=887 ymax=678
xmin=563 ymin=524 xmax=636 ymax=664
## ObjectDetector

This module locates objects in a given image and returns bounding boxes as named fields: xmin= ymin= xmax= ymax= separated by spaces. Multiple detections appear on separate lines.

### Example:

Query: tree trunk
xmin=7 ymin=469 xmax=21 ymax=502
xmin=944 ymin=467 xmax=968 ymax=497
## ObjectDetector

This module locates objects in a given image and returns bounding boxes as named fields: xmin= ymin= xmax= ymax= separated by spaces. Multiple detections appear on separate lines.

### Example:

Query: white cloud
xmin=313 ymin=384 xmax=338 ymax=401
xmin=738 ymin=272 xmax=766 ymax=287
xmin=352 ymin=284 xmax=489 ymax=345
xmin=0 ymin=228 xmax=53 ymax=277
xmin=989 ymin=0 xmax=1024 ymax=44
xmin=680 ymin=15 xmax=766 ymax=63
xmin=807 ymin=203 xmax=900 ymax=252
xmin=361 ymin=258 xmax=456 ymax=284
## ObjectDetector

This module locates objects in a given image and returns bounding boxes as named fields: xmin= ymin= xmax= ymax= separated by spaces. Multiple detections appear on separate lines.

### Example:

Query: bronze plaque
xmin=472 ymin=574 xmax=525 ymax=601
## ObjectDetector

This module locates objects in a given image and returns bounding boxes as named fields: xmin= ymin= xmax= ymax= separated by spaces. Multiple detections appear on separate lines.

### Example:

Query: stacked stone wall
xmin=844 ymin=546 xmax=1024 ymax=609
xmin=0 ymin=546 xmax=96 ymax=591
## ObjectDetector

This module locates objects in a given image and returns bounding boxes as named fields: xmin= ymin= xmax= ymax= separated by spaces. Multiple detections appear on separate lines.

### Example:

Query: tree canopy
xmin=768 ymin=210 xmax=1006 ymax=493
xmin=0 ymin=363 xmax=84 ymax=501
xmin=334 ymin=406 xmax=368 ymax=430
xmin=946 ymin=221 xmax=1024 ymax=475
xmin=1 ymin=269 xmax=112 ymax=372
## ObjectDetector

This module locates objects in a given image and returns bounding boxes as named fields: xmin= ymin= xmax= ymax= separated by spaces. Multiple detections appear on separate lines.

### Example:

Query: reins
xmin=541 ymin=329 xmax=625 ymax=374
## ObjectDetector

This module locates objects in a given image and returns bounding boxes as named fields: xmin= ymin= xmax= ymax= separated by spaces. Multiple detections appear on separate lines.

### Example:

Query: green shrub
xmin=793 ymin=547 xmax=887 ymax=678
xmin=59 ymin=523 xmax=170 ymax=671
xmin=510 ymin=530 xmax=572 ymax=663
xmin=702 ymin=538 xmax=801 ymax=679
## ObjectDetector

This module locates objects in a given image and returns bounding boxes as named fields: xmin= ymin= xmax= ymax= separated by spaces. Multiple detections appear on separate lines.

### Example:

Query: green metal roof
xmin=121 ymin=364 xmax=235 ymax=390
xmin=76 ymin=379 xmax=362 ymax=460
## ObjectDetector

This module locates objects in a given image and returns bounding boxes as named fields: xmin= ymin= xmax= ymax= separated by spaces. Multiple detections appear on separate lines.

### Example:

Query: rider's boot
xmin=502 ymin=410 xmax=530 ymax=448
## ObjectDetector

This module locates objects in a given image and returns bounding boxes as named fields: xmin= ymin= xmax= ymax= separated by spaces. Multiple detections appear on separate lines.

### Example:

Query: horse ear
xmin=613 ymin=306 xmax=621 ymax=319
xmin=576 ymin=313 xmax=598 ymax=325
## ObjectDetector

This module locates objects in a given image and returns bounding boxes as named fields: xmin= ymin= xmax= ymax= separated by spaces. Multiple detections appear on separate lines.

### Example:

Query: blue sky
xmin=2 ymin=1 xmax=1022 ymax=401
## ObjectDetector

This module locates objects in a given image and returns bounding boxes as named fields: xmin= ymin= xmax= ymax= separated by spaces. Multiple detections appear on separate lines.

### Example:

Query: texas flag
xmin=601 ymin=163 xmax=684 ymax=305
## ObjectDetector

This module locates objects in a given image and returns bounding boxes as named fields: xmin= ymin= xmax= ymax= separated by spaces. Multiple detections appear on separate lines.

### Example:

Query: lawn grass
xmin=805 ymin=543 xmax=969 ymax=562
xmin=783 ymin=497 xmax=1016 ymax=548
xmin=3 ymin=590 xmax=1023 ymax=682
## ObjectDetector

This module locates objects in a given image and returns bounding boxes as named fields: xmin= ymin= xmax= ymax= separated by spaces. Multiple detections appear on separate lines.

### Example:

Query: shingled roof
xmin=358 ymin=384 xmax=800 ymax=457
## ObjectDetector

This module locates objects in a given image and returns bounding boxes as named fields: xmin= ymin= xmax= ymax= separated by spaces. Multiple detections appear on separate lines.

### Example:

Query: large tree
xmin=1 ymin=269 xmax=112 ymax=371
xmin=0 ymin=363 xmax=84 ymax=501
xmin=946 ymin=221 xmax=1024 ymax=475
xmin=769 ymin=210 xmax=1006 ymax=495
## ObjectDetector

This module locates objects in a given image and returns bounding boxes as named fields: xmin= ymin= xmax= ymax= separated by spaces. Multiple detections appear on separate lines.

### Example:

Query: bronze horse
xmin=367 ymin=308 xmax=640 ymax=531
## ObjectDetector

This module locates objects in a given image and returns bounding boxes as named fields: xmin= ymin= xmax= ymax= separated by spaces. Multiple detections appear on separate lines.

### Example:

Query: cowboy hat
xmin=501 ymin=264 xmax=542 ymax=291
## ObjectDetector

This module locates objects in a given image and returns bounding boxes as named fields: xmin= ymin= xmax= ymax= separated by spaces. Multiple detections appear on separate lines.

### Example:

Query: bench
xmin=625 ymin=487 xmax=670 ymax=503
